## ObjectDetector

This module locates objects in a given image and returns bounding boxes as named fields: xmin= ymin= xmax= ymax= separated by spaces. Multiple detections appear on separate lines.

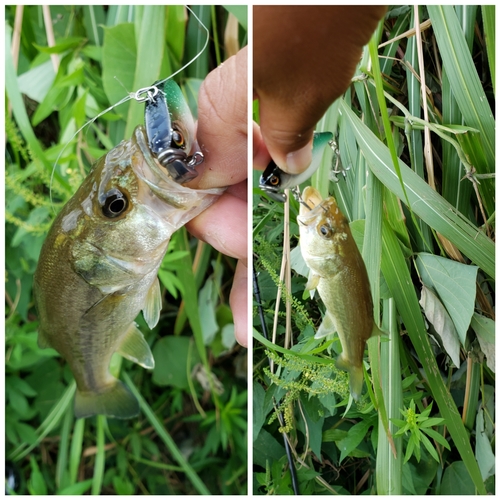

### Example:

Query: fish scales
xmin=298 ymin=186 xmax=380 ymax=400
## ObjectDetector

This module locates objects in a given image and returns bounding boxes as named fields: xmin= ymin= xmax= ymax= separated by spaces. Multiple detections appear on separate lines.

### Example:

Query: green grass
xmin=5 ymin=5 xmax=247 ymax=495
xmin=253 ymin=5 xmax=494 ymax=495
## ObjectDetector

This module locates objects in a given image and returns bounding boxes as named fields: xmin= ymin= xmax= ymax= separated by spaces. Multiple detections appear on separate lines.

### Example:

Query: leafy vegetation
xmin=253 ymin=5 xmax=494 ymax=495
xmin=6 ymin=5 xmax=247 ymax=494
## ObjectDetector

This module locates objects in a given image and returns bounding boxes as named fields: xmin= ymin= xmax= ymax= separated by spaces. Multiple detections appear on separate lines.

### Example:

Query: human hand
xmin=253 ymin=6 xmax=387 ymax=173
xmin=186 ymin=47 xmax=248 ymax=347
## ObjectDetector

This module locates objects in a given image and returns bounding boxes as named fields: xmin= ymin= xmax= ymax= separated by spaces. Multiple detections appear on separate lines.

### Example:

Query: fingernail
xmin=285 ymin=141 xmax=313 ymax=174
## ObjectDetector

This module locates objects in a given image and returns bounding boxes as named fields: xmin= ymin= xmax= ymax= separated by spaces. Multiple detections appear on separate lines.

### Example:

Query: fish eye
xmin=269 ymin=175 xmax=280 ymax=186
xmin=319 ymin=224 xmax=333 ymax=238
xmin=102 ymin=192 xmax=128 ymax=218
xmin=172 ymin=129 xmax=185 ymax=149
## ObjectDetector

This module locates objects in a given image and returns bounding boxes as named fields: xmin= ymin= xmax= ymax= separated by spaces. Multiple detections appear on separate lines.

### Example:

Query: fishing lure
xmin=259 ymin=131 xmax=333 ymax=202
xmin=143 ymin=80 xmax=204 ymax=184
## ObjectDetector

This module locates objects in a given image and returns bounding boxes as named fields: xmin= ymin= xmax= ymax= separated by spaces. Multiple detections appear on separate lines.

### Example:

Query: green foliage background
xmin=253 ymin=5 xmax=494 ymax=495
xmin=5 ymin=5 xmax=247 ymax=495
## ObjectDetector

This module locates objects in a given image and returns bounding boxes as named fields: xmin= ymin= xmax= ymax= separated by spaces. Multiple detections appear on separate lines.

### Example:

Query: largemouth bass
xmin=298 ymin=186 xmax=381 ymax=400
xmin=33 ymin=82 xmax=224 ymax=419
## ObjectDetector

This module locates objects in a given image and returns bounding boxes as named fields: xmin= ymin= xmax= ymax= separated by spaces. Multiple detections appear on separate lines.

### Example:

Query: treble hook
xmin=292 ymin=186 xmax=315 ymax=211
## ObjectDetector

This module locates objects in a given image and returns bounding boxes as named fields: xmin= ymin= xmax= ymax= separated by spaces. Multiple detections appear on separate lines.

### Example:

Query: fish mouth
xmin=132 ymin=126 xmax=224 ymax=208
xmin=298 ymin=186 xmax=325 ymax=224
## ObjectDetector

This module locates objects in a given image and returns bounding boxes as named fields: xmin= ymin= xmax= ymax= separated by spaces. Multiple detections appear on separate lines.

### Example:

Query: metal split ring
xmin=187 ymin=151 xmax=204 ymax=168
xmin=133 ymin=85 xmax=160 ymax=103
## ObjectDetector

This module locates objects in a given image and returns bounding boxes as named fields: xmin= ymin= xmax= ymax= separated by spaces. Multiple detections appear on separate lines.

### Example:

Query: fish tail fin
xmin=74 ymin=380 xmax=139 ymax=419
xmin=336 ymin=355 xmax=364 ymax=401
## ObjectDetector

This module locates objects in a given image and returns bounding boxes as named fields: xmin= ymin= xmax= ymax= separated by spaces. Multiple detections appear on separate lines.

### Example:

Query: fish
xmin=33 ymin=81 xmax=224 ymax=419
xmin=297 ymin=186 xmax=381 ymax=400
xmin=259 ymin=132 xmax=333 ymax=202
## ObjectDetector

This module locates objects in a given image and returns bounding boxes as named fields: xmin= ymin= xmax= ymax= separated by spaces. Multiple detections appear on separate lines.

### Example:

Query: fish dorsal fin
xmin=314 ymin=311 xmax=337 ymax=339
xmin=118 ymin=323 xmax=155 ymax=369
xmin=306 ymin=271 xmax=321 ymax=291
xmin=142 ymin=278 xmax=162 ymax=329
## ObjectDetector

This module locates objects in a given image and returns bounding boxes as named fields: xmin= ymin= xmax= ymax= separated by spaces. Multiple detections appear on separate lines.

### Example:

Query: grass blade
xmin=69 ymin=418 xmax=85 ymax=485
xmin=91 ymin=415 xmax=105 ymax=495
xmin=427 ymin=5 xmax=494 ymax=217
xmin=376 ymin=298 xmax=403 ymax=494
xmin=56 ymin=406 xmax=73 ymax=489
xmin=122 ymin=372 xmax=211 ymax=495
xmin=340 ymin=100 xmax=494 ymax=279
xmin=481 ymin=5 xmax=495 ymax=94
xmin=9 ymin=381 xmax=76 ymax=462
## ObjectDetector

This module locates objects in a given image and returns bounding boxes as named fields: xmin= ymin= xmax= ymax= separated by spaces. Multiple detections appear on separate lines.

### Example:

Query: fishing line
xmin=49 ymin=5 xmax=210 ymax=212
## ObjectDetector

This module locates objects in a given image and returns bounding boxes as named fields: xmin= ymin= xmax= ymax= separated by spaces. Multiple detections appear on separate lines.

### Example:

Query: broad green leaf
xmin=419 ymin=285 xmax=460 ymax=367
xmin=253 ymin=429 xmax=286 ymax=469
xmin=403 ymin=451 xmax=438 ymax=494
xmin=440 ymin=461 xmax=476 ymax=495
xmin=338 ymin=418 xmax=373 ymax=463
xmin=470 ymin=313 xmax=495 ymax=372
xmin=322 ymin=428 xmax=348 ymax=442
xmin=17 ymin=60 xmax=56 ymax=103
xmin=152 ymin=336 xmax=200 ymax=389
xmin=102 ymin=23 xmax=137 ymax=120
xmin=253 ymin=381 xmax=266 ymax=442
xmin=475 ymin=408 xmax=495 ymax=480
xmin=340 ymin=100 xmax=494 ymax=279
xmin=416 ymin=253 xmax=477 ymax=346
xmin=290 ymin=245 xmax=309 ymax=279
xmin=300 ymin=398 xmax=325 ymax=459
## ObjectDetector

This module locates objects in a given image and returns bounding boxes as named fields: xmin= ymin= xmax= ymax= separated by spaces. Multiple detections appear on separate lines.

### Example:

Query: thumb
xmin=256 ymin=91 xmax=328 ymax=174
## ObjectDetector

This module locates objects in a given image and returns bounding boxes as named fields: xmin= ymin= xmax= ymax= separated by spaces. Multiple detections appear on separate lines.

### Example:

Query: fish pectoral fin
xmin=314 ymin=312 xmax=337 ymax=339
xmin=75 ymin=380 xmax=139 ymax=419
xmin=306 ymin=272 xmax=321 ymax=291
xmin=118 ymin=323 xmax=155 ymax=369
xmin=142 ymin=278 xmax=162 ymax=329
